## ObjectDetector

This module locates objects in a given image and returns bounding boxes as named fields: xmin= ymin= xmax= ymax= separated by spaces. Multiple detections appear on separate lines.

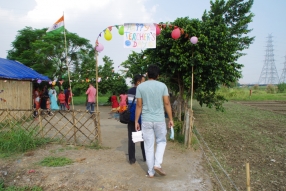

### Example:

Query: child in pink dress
xmin=119 ymin=92 xmax=128 ymax=113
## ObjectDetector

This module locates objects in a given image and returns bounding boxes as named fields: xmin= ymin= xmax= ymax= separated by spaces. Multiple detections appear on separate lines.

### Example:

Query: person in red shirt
xmin=58 ymin=90 xmax=66 ymax=110
xmin=110 ymin=92 xmax=119 ymax=112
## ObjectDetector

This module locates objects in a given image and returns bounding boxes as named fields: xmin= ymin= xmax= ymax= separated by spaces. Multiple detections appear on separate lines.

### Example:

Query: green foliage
xmin=7 ymin=27 xmax=95 ymax=91
xmin=121 ymin=51 xmax=148 ymax=80
xmin=96 ymin=56 xmax=128 ymax=95
xmin=39 ymin=156 xmax=73 ymax=167
xmin=0 ymin=125 xmax=50 ymax=155
xmin=126 ymin=0 xmax=255 ymax=111
xmin=277 ymin=83 xmax=286 ymax=93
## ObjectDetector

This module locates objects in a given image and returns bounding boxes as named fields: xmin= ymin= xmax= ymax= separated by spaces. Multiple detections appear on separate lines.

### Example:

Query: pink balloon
xmin=190 ymin=36 xmax=198 ymax=44
xmin=95 ymin=43 xmax=104 ymax=52
xmin=156 ymin=24 xmax=161 ymax=36
xmin=171 ymin=28 xmax=181 ymax=39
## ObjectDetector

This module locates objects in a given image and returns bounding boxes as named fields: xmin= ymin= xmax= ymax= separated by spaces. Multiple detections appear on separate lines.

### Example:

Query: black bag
xmin=119 ymin=97 xmax=135 ymax=124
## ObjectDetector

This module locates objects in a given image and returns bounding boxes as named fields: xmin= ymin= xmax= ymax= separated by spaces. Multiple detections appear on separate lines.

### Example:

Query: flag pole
xmin=63 ymin=12 xmax=77 ymax=145
xmin=63 ymin=12 xmax=75 ymax=111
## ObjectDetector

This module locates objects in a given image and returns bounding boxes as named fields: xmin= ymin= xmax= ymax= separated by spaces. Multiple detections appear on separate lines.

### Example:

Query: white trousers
xmin=142 ymin=122 xmax=167 ymax=176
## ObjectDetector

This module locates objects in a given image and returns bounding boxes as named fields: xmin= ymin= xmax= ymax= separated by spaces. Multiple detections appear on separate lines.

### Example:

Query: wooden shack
xmin=0 ymin=58 xmax=50 ymax=110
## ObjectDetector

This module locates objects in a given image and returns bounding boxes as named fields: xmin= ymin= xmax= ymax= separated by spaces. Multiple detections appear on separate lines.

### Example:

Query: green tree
xmin=7 ymin=27 xmax=95 ymax=83
xmin=97 ymin=56 xmax=128 ymax=95
xmin=121 ymin=51 xmax=148 ymax=81
xmin=142 ymin=0 xmax=254 ymax=112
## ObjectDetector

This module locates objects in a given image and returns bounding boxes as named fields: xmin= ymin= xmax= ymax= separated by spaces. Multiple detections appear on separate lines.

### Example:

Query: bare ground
xmin=0 ymin=106 xmax=213 ymax=191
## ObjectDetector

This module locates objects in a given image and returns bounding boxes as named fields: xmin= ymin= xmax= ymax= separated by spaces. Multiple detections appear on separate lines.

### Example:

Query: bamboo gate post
xmin=187 ymin=47 xmax=195 ymax=148
xmin=246 ymin=162 xmax=251 ymax=191
xmin=39 ymin=109 xmax=43 ymax=137
xmin=95 ymin=51 xmax=102 ymax=144
xmin=63 ymin=12 xmax=77 ymax=145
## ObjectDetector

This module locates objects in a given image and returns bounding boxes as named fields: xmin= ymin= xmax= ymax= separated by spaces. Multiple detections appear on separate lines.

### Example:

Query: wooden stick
xmin=39 ymin=109 xmax=43 ymax=137
xmin=246 ymin=162 xmax=251 ymax=191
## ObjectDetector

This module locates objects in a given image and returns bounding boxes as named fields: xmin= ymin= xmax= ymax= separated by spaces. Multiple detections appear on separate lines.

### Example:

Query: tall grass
xmin=0 ymin=125 xmax=50 ymax=156
xmin=217 ymin=86 xmax=286 ymax=101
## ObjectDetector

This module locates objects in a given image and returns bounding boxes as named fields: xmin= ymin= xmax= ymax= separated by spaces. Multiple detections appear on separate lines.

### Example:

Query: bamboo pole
xmin=72 ymin=111 xmax=77 ymax=145
xmin=94 ymin=50 xmax=102 ymax=144
xmin=39 ymin=109 xmax=43 ymax=137
xmin=246 ymin=162 xmax=251 ymax=191
xmin=63 ymin=12 xmax=77 ymax=145
xmin=188 ymin=47 xmax=194 ymax=148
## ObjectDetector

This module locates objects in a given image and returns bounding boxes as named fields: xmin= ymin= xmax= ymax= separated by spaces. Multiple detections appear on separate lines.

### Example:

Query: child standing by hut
xmin=58 ymin=90 xmax=66 ymax=110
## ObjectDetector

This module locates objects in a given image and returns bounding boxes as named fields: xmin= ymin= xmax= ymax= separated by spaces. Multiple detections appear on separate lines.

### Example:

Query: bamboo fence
xmin=0 ymin=109 xmax=100 ymax=145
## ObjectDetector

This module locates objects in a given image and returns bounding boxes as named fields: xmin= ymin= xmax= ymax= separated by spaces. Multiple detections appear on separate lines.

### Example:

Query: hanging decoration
xmin=52 ymin=81 xmax=56 ymax=86
xmin=86 ymin=78 xmax=90 ymax=83
xmin=95 ymin=42 xmax=104 ymax=52
xmin=155 ymin=24 xmax=161 ymax=36
xmin=118 ymin=26 xmax=124 ymax=35
xmin=190 ymin=36 xmax=198 ymax=44
xmin=171 ymin=28 xmax=181 ymax=39
xmin=37 ymin=79 xmax=42 ymax=84
xmin=104 ymin=28 xmax=112 ymax=41
xmin=49 ymin=81 xmax=52 ymax=84
xmin=59 ymin=80 xmax=64 ymax=85
xmin=97 ymin=77 xmax=101 ymax=82
xmin=94 ymin=23 xmax=199 ymax=56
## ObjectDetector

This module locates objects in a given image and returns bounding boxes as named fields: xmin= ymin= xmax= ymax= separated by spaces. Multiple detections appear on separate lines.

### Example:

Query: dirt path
xmin=0 ymin=106 xmax=213 ymax=191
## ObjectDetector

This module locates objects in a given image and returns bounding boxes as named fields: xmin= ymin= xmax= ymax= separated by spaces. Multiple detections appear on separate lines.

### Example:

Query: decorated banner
xmin=124 ymin=23 xmax=156 ymax=49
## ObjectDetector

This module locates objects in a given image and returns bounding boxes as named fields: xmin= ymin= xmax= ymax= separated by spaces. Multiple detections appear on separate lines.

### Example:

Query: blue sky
xmin=0 ymin=0 xmax=285 ymax=84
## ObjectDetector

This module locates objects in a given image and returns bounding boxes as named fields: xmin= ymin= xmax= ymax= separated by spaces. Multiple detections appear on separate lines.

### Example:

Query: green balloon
xmin=118 ymin=26 xmax=124 ymax=35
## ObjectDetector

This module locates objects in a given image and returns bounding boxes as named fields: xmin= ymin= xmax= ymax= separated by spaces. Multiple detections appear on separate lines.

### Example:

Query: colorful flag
xmin=46 ymin=16 xmax=64 ymax=33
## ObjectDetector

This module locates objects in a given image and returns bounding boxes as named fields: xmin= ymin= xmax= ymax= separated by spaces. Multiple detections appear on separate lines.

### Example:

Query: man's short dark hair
xmin=147 ymin=65 xmax=160 ymax=79
xmin=133 ymin=74 xmax=144 ymax=84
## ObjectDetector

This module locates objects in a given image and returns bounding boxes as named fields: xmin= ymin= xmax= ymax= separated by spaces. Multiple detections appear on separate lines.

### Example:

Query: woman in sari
xmin=48 ymin=86 xmax=59 ymax=110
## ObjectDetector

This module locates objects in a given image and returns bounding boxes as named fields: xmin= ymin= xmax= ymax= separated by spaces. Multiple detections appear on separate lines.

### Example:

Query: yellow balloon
xmin=104 ymin=29 xmax=112 ymax=41
xmin=52 ymin=81 xmax=56 ymax=86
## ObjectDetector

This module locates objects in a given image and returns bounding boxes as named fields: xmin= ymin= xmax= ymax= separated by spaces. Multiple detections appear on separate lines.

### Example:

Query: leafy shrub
xmin=277 ymin=83 xmax=286 ymax=93
xmin=266 ymin=84 xmax=275 ymax=94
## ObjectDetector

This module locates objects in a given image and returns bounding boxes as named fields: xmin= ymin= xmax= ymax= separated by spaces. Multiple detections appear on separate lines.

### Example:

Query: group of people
xmin=109 ymin=92 xmax=128 ymax=113
xmin=33 ymin=85 xmax=72 ymax=117
xmin=111 ymin=65 xmax=173 ymax=178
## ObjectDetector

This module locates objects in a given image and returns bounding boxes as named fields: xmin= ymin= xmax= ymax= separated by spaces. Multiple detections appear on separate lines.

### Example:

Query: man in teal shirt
xmin=135 ymin=65 xmax=173 ymax=178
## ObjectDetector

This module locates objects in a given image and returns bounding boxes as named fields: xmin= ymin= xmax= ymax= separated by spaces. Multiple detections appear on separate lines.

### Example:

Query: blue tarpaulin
xmin=0 ymin=58 xmax=50 ymax=81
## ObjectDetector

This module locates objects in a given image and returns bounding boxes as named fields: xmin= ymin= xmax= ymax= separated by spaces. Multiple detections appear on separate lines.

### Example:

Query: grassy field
xmin=193 ymin=100 xmax=286 ymax=190
xmin=72 ymin=95 xmax=110 ymax=105
xmin=218 ymin=86 xmax=286 ymax=101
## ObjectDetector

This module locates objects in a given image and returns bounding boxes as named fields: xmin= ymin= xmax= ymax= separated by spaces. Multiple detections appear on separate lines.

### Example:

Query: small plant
xmin=86 ymin=141 xmax=110 ymax=150
xmin=39 ymin=156 xmax=73 ymax=167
